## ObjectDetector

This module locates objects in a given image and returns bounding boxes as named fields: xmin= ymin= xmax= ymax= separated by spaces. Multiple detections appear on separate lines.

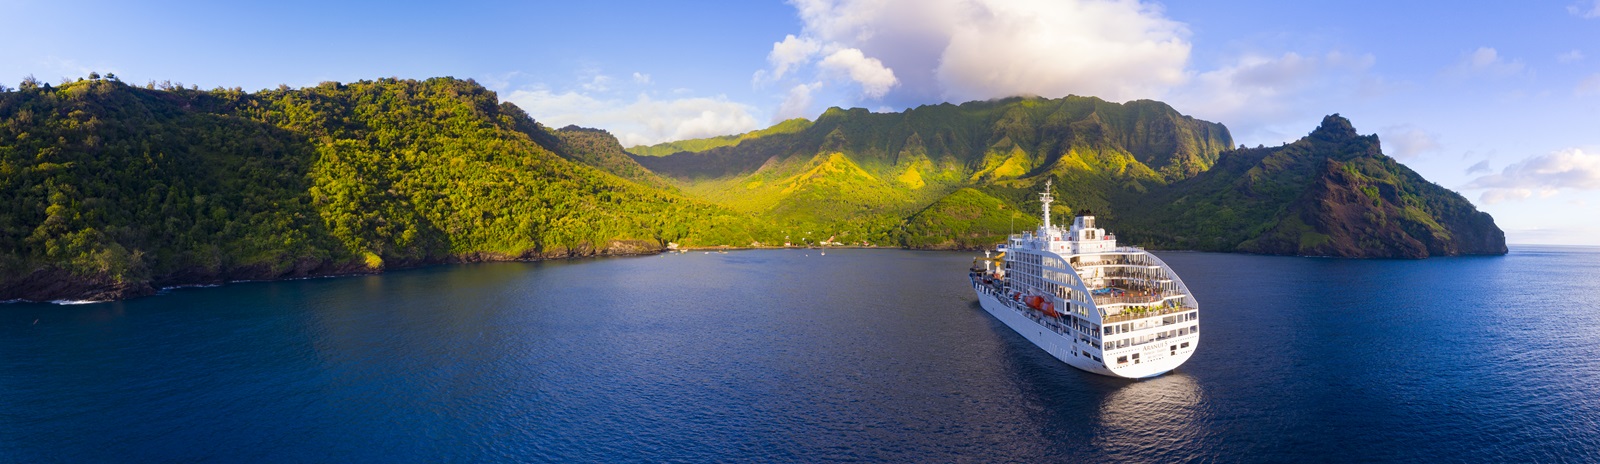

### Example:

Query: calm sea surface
xmin=3 ymin=246 xmax=1599 ymax=462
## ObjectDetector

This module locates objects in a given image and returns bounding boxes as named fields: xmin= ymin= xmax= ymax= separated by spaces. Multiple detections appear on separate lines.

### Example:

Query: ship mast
xmin=1039 ymin=179 xmax=1054 ymax=231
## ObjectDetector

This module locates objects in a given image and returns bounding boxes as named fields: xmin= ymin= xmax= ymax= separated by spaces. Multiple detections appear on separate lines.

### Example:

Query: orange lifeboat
xmin=1041 ymin=301 xmax=1059 ymax=318
xmin=1025 ymin=295 xmax=1043 ymax=309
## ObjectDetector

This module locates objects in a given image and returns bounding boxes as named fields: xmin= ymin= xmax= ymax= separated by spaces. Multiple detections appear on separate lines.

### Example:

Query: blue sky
xmin=3 ymin=0 xmax=1598 ymax=245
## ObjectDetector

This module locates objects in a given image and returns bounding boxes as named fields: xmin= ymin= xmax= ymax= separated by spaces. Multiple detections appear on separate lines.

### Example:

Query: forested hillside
xmin=0 ymin=76 xmax=764 ymax=301
xmin=632 ymin=95 xmax=1234 ymax=248
xmin=1119 ymin=115 xmax=1507 ymax=257
xmin=0 ymin=75 xmax=1508 ymax=302
xmin=633 ymin=103 xmax=1504 ymax=258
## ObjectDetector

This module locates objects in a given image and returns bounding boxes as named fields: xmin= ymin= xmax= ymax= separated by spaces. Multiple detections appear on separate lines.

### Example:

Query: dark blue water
xmin=4 ymin=247 xmax=1598 ymax=462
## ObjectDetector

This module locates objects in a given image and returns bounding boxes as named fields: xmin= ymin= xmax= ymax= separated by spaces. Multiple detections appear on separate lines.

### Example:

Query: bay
xmin=3 ymin=247 xmax=1598 ymax=462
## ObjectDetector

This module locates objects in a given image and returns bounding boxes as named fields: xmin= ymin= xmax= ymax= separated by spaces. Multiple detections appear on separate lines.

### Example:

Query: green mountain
xmin=0 ymin=76 xmax=767 ymax=301
xmin=626 ymin=118 xmax=812 ymax=157
xmin=632 ymin=95 xmax=1234 ymax=245
xmin=1120 ymin=115 xmax=1507 ymax=257
xmin=0 ymin=75 xmax=1507 ymax=302
xmin=631 ymin=102 xmax=1503 ymax=258
xmin=540 ymin=125 xmax=676 ymax=191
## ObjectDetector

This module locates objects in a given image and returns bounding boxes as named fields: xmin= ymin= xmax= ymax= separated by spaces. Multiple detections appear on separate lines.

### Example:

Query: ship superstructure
xmin=970 ymin=181 xmax=1198 ymax=378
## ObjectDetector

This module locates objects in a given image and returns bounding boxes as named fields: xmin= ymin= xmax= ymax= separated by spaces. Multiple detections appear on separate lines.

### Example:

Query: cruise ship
xmin=969 ymin=181 xmax=1199 ymax=379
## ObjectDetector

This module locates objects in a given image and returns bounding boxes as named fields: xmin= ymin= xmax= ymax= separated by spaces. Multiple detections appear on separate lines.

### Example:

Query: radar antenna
xmin=1039 ymin=180 xmax=1054 ymax=231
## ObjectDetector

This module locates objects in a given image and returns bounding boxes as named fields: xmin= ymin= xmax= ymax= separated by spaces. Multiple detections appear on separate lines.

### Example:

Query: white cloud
xmin=1450 ymin=47 xmax=1527 ymax=78
xmin=767 ymin=34 xmax=822 ymax=81
xmin=632 ymin=72 xmax=651 ymax=85
xmin=1168 ymin=51 xmax=1375 ymax=141
xmin=1577 ymin=73 xmax=1600 ymax=96
xmin=818 ymin=48 xmax=898 ymax=98
xmin=931 ymin=0 xmax=1190 ymax=102
xmin=1466 ymin=148 xmax=1600 ymax=204
xmin=1558 ymin=49 xmax=1586 ymax=63
xmin=1378 ymin=124 xmax=1442 ymax=159
xmin=580 ymin=74 xmax=612 ymax=92
xmin=1480 ymin=188 xmax=1538 ymax=204
xmin=776 ymin=82 xmax=823 ymax=121
xmin=1569 ymin=0 xmax=1600 ymax=18
xmin=764 ymin=0 xmax=1192 ymax=104
xmin=506 ymin=88 xmax=760 ymax=147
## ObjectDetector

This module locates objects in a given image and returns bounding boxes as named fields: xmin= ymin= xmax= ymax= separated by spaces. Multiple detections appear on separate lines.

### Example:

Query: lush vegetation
xmin=0 ymin=76 xmax=768 ymax=300
xmin=0 ymin=76 xmax=1505 ymax=301
xmin=901 ymin=188 xmax=1040 ymax=249
xmin=633 ymin=95 xmax=1234 ymax=248
xmin=543 ymin=125 xmax=677 ymax=191
xmin=1118 ymin=115 xmax=1506 ymax=257
xmin=627 ymin=118 xmax=812 ymax=156
xmin=637 ymin=105 xmax=1502 ymax=258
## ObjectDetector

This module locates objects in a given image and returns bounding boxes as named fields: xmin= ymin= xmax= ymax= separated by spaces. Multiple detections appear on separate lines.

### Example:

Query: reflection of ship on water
xmin=1091 ymin=373 xmax=1207 ymax=457
xmin=969 ymin=180 xmax=1199 ymax=378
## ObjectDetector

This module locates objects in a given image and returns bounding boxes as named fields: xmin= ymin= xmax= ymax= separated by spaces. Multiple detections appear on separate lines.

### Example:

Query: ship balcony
xmin=1098 ymin=275 xmax=1173 ymax=284
xmin=1102 ymin=303 xmax=1194 ymax=324
xmin=1074 ymin=257 xmax=1158 ymax=268
xmin=1086 ymin=285 xmax=1180 ymax=305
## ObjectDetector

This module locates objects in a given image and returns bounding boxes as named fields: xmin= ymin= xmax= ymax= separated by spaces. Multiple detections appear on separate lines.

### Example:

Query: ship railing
xmin=1102 ymin=304 xmax=1194 ymax=324
xmin=1077 ymin=261 xmax=1158 ymax=269
xmin=1090 ymin=291 xmax=1182 ymax=305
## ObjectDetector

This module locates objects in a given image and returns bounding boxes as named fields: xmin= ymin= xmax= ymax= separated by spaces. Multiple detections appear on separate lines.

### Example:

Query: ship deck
xmin=1102 ymin=303 xmax=1194 ymax=324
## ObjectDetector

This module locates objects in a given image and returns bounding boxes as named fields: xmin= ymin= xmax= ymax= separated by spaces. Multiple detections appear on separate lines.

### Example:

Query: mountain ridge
xmin=0 ymin=76 xmax=1507 ymax=302
xmin=628 ymin=105 xmax=1504 ymax=258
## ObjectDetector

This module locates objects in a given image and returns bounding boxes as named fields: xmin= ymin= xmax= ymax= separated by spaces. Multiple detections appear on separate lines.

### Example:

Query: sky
xmin=3 ymin=0 xmax=1598 ymax=245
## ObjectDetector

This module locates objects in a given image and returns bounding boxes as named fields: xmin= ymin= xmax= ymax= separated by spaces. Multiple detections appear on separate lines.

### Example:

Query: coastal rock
xmin=1128 ymin=115 xmax=1507 ymax=258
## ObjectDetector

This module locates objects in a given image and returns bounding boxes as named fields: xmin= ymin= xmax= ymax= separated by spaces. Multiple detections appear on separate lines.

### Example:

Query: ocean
xmin=3 ymin=246 xmax=1597 ymax=462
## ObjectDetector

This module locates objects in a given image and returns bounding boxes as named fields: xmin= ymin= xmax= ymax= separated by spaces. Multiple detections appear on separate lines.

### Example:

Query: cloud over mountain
xmin=763 ymin=0 xmax=1192 ymax=105
xmin=507 ymin=88 xmax=759 ymax=147
xmin=1466 ymin=148 xmax=1600 ymax=204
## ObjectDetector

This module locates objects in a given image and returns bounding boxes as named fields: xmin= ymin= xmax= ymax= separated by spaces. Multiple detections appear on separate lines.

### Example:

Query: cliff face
xmin=631 ymin=104 xmax=1502 ymax=258
xmin=632 ymin=95 xmax=1233 ymax=184
xmin=1125 ymin=115 xmax=1506 ymax=258
xmin=626 ymin=95 xmax=1234 ymax=245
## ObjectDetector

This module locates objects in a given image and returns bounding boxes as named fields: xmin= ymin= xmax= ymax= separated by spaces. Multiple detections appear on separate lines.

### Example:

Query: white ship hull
xmin=974 ymin=282 xmax=1193 ymax=379
xmin=967 ymin=181 xmax=1197 ymax=380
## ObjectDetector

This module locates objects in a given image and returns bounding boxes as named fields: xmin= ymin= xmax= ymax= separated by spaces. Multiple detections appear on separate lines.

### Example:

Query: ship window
xmin=1082 ymin=352 xmax=1091 ymax=358
xmin=1131 ymin=353 xmax=1140 ymax=360
xmin=1181 ymin=342 xmax=1190 ymax=349
xmin=1117 ymin=356 xmax=1128 ymax=364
